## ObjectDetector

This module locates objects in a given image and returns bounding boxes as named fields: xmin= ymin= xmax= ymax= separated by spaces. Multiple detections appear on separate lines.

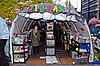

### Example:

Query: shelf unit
xmin=46 ymin=21 xmax=55 ymax=56
xmin=69 ymin=39 xmax=90 ymax=64
xmin=45 ymin=21 xmax=58 ymax=64
xmin=12 ymin=35 xmax=29 ymax=63
xmin=12 ymin=43 xmax=29 ymax=63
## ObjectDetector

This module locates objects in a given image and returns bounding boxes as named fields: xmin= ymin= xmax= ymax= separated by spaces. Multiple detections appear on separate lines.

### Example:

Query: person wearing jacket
xmin=0 ymin=17 xmax=9 ymax=66
xmin=30 ymin=25 xmax=40 ymax=56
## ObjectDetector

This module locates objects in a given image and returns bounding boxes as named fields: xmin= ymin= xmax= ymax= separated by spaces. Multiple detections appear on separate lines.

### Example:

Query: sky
xmin=52 ymin=0 xmax=81 ymax=12
xmin=70 ymin=0 xmax=81 ymax=12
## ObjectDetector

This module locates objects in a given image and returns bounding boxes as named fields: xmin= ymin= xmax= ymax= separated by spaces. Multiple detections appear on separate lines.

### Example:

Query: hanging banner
xmin=19 ymin=3 xmax=76 ymax=14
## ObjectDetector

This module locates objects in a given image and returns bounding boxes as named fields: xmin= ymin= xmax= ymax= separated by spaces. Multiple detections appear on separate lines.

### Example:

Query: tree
xmin=0 ymin=0 xmax=52 ymax=20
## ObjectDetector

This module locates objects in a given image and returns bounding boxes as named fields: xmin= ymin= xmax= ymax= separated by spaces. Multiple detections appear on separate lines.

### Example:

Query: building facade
xmin=81 ymin=0 xmax=100 ymax=34
xmin=81 ymin=0 xmax=100 ymax=21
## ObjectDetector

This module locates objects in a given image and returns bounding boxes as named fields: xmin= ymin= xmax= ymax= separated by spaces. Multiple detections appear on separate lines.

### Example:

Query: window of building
xmin=89 ymin=0 xmax=98 ymax=5
xmin=89 ymin=0 xmax=93 ymax=2
xmin=89 ymin=5 xmax=98 ymax=10
xmin=89 ymin=11 xmax=98 ymax=19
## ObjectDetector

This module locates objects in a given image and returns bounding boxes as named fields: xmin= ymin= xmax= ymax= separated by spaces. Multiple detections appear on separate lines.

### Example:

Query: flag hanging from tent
xmin=66 ymin=1 xmax=72 ymax=13
xmin=28 ymin=6 xmax=32 ymax=13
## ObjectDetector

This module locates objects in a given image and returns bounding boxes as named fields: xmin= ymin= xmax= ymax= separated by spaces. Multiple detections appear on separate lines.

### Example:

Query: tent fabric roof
xmin=11 ymin=3 xmax=89 ymax=36
xmin=12 ymin=13 xmax=89 ymax=36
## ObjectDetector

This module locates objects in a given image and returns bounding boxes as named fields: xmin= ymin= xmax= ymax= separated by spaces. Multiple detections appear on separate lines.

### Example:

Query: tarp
xmin=88 ymin=17 xmax=100 ymax=26
xmin=88 ymin=17 xmax=100 ymax=34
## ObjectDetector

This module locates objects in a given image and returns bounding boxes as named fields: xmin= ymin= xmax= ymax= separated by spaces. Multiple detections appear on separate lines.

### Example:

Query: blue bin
xmin=80 ymin=44 xmax=89 ymax=50
xmin=90 ymin=61 xmax=100 ymax=64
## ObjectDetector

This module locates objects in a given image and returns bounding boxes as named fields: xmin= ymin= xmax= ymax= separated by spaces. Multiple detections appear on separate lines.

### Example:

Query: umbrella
xmin=29 ymin=13 xmax=42 ymax=19
xmin=55 ymin=13 xmax=66 ymax=21
xmin=24 ymin=13 xmax=30 ymax=18
xmin=43 ymin=12 xmax=55 ymax=20
xmin=19 ymin=13 xmax=26 ymax=16
xmin=88 ymin=17 xmax=100 ymax=26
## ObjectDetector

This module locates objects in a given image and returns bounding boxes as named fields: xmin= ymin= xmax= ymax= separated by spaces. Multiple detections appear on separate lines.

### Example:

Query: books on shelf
xmin=14 ymin=35 xmax=28 ymax=44
xmin=14 ymin=58 xmax=24 ymax=62
xmin=46 ymin=32 xmax=54 ymax=39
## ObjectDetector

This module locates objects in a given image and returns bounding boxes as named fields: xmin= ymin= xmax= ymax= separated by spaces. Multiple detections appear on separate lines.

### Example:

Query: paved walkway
xmin=26 ymin=50 xmax=73 ymax=64
xmin=10 ymin=64 xmax=92 ymax=66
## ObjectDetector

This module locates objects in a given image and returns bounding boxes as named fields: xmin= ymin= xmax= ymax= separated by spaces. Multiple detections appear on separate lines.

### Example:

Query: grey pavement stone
xmin=10 ymin=64 xmax=95 ymax=66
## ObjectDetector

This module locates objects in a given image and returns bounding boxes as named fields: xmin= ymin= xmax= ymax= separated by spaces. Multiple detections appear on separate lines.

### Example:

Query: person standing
xmin=58 ymin=22 xmax=65 ymax=50
xmin=5 ymin=18 xmax=12 ymax=62
xmin=30 ymin=25 xmax=40 ymax=56
xmin=0 ymin=17 xmax=9 ymax=66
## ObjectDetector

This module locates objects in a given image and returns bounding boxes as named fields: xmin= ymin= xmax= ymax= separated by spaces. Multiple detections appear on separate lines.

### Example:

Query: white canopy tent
xmin=10 ymin=3 xmax=94 ymax=63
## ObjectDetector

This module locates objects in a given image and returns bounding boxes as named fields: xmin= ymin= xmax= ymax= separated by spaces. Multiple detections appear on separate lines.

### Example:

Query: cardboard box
xmin=46 ymin=48 xmax=55 ymax=55
xmin=47 ymin=40 xmax=55 ymax=47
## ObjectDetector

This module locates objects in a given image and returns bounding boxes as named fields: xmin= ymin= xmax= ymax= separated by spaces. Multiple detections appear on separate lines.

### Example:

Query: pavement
xmin=10 ymin=64 xmax=99 ymax=66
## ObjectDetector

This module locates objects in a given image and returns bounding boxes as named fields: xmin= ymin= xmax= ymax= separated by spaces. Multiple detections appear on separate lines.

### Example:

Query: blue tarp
xmin=90 ymin=61 xmax=100 ymax=64
xmin=90 ymin=25 xmax=99 ymax=34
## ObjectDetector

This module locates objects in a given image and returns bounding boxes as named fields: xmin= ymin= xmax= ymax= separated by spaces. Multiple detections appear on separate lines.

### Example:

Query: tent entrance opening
xmin=26 ymin=20 xmax=73 ymax=64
